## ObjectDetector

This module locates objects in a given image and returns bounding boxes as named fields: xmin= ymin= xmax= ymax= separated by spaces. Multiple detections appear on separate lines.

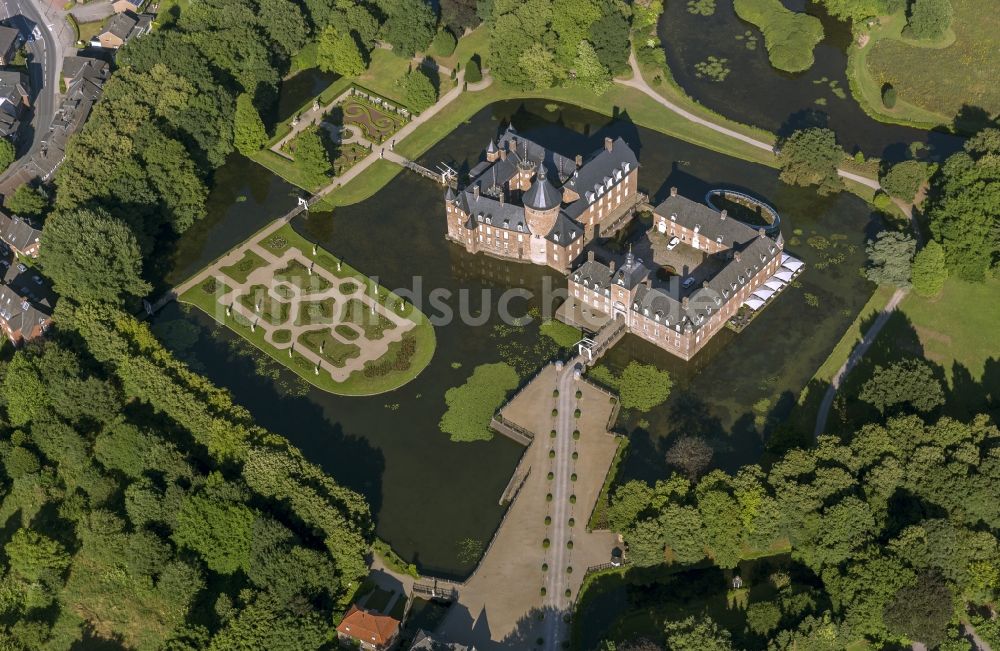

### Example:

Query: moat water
xmin=152 ymin=98 xmax=880 ymax=578
xmin=658 ymin=0 xmax=963 ymax=161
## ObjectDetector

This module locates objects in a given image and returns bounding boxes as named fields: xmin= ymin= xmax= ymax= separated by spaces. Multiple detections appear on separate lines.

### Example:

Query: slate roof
xmin=0 ymin=26 xmax=19 ymax=57
xmin=409 ymin=629 xmax=474 ymax=650
xmin=0 ymin=212 xmax=40 ymax=252
xmin=523 ymin=165 xmax=560 ymax=210
xmin=456 ymin=127 xmax=638 ymax=248
xmin=17 ymin=55 xmax=109 ymax=180
xmin=571 ymin=196 xmax=782 ymax=332
xmin=0 ymin=284 xmax=50 ymax=340
xmin=104 ymin=12 xmax=138 ymax=40
xmin=654 ymin=193 xmax=760 ymax=248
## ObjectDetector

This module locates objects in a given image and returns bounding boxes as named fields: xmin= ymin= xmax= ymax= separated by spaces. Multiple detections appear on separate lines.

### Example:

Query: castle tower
xmin=522 ymin=165 xmax=561 ymax=237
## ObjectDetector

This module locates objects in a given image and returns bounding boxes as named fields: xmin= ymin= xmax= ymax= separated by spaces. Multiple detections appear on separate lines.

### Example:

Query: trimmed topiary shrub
xmin=882 ymin=84 xmax=897 ymax=109
xmin=542 ymin=538 xmax=550 ymax=548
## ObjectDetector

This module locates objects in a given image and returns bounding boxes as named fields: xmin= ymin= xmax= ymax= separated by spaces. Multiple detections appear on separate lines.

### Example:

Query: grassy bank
xmin=848 ymin=1 xmax=997 ymax=130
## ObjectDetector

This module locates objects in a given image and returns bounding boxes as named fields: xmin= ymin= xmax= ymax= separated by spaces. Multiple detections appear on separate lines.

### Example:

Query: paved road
xmin=543 ymin=362 xmax=578 ymax=650
xmin=0 ymin=0 xmax=72 ymax=190
xmin=617 ymin=51 xmax=881 ymax=191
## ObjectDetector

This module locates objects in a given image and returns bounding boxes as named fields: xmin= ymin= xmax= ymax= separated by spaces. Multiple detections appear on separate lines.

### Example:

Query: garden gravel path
xmin=212 ymin=243 xmax=416 ymax=382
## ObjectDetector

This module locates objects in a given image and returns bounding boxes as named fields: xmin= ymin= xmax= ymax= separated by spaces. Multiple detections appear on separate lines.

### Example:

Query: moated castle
xmin=443 ymin=129 xmax=802 ymax=361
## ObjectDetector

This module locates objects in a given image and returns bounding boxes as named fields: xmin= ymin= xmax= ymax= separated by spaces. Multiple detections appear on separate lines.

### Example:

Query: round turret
xmin=523 ymin=166 xmax=561 ymax=237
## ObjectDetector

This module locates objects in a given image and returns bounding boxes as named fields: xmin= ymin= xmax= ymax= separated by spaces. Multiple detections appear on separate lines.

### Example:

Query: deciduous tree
xmin=402 ymin=67 xmax=438 ymax=112
xmin=665 ymin=436 xmax=713 ymax=482
xmin=317 ymin=26 xmax=366 ymax=77
xmin=41 ymin=208 xmax=151 ymax=304
xmin=865 ymin=230 xmax=916 ymax=288
xmin=859 ymin=359 xmax=945 ymax=414
xmin=778 ymin=128 xmax=844 ymax=195
xmin=910 ymin=240 xmax=947 ymax=297
xmin=4 ymin=184 xmax=48 ymax=217
xmin=233 ymin=93 xmax=268 ymax=155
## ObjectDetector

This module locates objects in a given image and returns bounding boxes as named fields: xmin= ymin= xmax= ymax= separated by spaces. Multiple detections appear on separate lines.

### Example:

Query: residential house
xmin=95 ymin=11 xmax=151 ymax=49
xmin=408 ymin=630 xmax=474 ymax=650
xmin=0 ymin=211 xmax=40 ymax=257
xmin=0 ymin=25 xmax=21 ymax=66
xmin=336 ymin=605 xmax=401 ymax=651
xmin=0 ymin=284 xmax=50 ymax=345
xmin=0 ymin=70 xmax=28 ymax=139
xmin=0 ymin=55 xmax=110 ymax=191
xmin=444 ymin=126 xmax=642 ymax=274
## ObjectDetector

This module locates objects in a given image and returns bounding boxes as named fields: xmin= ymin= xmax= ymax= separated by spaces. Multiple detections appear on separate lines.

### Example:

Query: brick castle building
xmin=444 ymin=126 xmax=641 ymax=273
xmin=568 ymin=189 xmax=788 ymax=361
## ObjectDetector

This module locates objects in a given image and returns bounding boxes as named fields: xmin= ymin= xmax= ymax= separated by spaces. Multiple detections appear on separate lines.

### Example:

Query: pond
xmin=658 ymin=0 xmax=963 ymax=162
xmin=152 ymin=98 xmax=880 ymax=579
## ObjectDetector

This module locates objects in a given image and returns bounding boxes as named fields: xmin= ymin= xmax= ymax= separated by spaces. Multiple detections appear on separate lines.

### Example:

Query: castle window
xmin=553 ymin=233 xmax=560 ymax=242
xmin=623 ymin=162 xmax=630 ymax=172
xmin=614 ymin=169 xmax=623 ymax=181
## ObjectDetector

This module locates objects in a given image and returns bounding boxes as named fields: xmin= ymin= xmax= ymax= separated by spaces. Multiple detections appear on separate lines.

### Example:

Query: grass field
xmin=897 ymin=276 xmax=1000 ymax=385
xmin=852 ymin=2 xmax=999 ymax=128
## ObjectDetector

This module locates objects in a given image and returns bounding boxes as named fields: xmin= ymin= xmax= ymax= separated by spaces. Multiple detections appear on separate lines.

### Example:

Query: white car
xmin=682 ymin=277 xmax=696 ymax=289
xmin=666 ymin=236 xmax=680 ymax=250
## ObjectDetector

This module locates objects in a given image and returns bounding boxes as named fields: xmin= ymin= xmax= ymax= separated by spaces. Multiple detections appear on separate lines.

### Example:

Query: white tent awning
xmin=753 ymin=288 xmax=775 ymax=301
xmin=781 ymin=253 xmax=790 ymax=264
xmin=744 ymin=297 xmax=765 ymax=311
xmin=773 ymin=270 xmax=794 ymax=282
xmin=764 ymin=279 xmax=785 ymax=291
xmin=782 ymin=258 xmax=805 ymax=272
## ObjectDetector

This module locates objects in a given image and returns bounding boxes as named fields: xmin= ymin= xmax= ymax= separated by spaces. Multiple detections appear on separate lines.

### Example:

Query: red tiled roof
xmin=336 ymin=605 xmax=400 ymax=647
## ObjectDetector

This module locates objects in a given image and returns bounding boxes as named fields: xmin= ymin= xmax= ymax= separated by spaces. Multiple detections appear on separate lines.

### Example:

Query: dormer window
xmin=517 ymin=224 xmax=523 ymax=232
xmin=716 ymin=236 xmax=723 ymax=243
xmin=738 ymin=275 xmax=746 ymax=284
xmin=597 ymin=185 xmax=604 ymax=196
xmin=714 ymin=296 xmax=721 ymax=306
xmin=694 ymin=224 xmax=701 ymax=233
xmin=477 ymin=213 xmax=484 ymax=221
xmin=614 ymin=169 xmax=623 ymax=181
xmin=643 ymin=308 xmax=649 ymax=316
xmin=632 ymin=302 xmax=639 ymax=310
xmin=623 ymin=162 xmax=631 ymax=172
xmin=574 ymin=274 xmax=580 ymax=281
xmin=604 ymin=289 xmax=610 ymax=296
xmin=670 ymin=213 xmax=677 ymax=221
xmin=604 ymin=177 xmax=612 ymax=190
xmin=586 ymin=191 xmax=595 ymax=203
xmin=730 ymin=281 xmax=737 ymax=290
xmin=553 ymin=233 xmax=560 ymax=242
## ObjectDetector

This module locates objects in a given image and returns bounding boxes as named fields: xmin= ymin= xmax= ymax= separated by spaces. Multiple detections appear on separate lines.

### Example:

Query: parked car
xmin=666 ymin=236 xmax=680 ymax=250
xmin=17 ymin=263 xmax=27 ymax=273
xmin=682 ymin=276 xmax=696 ymax=289
xmin=32 ymin=275 xmax=43 ymax=286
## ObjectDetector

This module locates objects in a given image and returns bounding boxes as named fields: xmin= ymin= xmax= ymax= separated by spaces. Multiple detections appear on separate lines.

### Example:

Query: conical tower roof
xmin=523 ymin=165 xmax=560 ymax=211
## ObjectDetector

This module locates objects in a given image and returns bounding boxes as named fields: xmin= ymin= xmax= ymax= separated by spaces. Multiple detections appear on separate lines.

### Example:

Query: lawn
xmin=77 ymin=20 xmax=104 ymax=44
xmin=354 ymin=49 xmax=453 ymax=110
xmin=237 ymin=285 xmax=291 ymax=326
xmin=295 ymin=297 xmax=336 ymax=326
xmin=341 ymin=298 xmax=396 ymax=340
xmin=179 ymin=223 xmax=436 ymax=396
xmin=897 ymin=276 xmax=1000 ymax=385
xmin=851 ymin=1 xmax=999 ymax=129
xmin=220 ymin=250 xmax=268 ymax=284
xmin=298 ymin=329 xmax=361 ymax=367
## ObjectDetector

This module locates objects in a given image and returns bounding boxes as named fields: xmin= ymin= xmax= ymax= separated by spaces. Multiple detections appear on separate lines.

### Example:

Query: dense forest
xmin=605 ymin=411 xmax=1000 ymax=649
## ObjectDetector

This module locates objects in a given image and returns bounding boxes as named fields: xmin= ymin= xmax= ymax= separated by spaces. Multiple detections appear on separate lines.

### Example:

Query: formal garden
xmin=179 ymin=224 xmax=436 ymax=395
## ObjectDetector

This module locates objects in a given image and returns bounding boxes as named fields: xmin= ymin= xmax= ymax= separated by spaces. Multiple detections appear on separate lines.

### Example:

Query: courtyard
xmin=179 ymin=223 xmax=436 ymax=395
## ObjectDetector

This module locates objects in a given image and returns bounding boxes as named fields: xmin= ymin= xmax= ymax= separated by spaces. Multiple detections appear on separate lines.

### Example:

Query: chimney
xmin=720 ymin=209 xmax=727 ymax=220
xmin=609 ymin=260 xmax=616 ymax=273
xmin=670 ymin=186 xmax=678 ymax=197
xmin=587 ymin=250 xmax=595 ymax=262
xmin=499 ymin=149 xmax=506 ymax=161
xmin=682 ymin=296 xmax=690 ymax=309
xmin=604 ymin=137 xmax=613 ymax=152
xmin=473 ymin=186 xmax=480 ymax=199
xmin=575 ymin=154 xmax=583 ymax=167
